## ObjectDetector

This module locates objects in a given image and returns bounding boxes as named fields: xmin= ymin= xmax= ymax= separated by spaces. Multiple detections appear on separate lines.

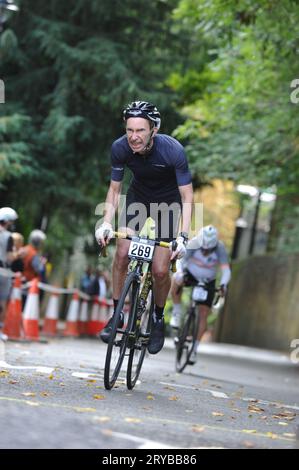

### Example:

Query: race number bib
xmin=128 ymin=239 xmax=155 ymax=261
xmin=192 ymin=286 xmax=208 ymax=302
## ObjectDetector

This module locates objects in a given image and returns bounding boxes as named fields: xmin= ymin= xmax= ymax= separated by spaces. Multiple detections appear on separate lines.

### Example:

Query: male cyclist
xmin=170 ymin=225 xmax=231 ymax=364
xmin=95 ymin=101 xmax=193 ymax=354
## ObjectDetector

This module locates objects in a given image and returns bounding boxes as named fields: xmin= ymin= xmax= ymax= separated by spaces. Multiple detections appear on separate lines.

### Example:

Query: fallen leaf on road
xmin=74 ymin=407 xmax=97 ymax=413
xmin=40 ymin=392 xmax=50 ymax=397
xmin=272 ymin=412 xmax=295 ymax=421
xmin=93 ymin=416 xmax=111 ymax=423
xmin=266 ymin=432 xmax=278 ymax=439
xmin=48 ymin=374 xmax=54 ymax=380
xmin=0 ymin=370 xmax=9 ymax=378
xmin=248 ymin=404 xmax=265 ymax=413
xmin=9 ymin=380 xmax=18 ymax=384
xmin=164 ymin=386 xmax=176 ymax=391
xmin=242 ymin=429 xmax=257 ymax=434
xmin=147 ymin=394 xmax=155 ymax=400
xmin=22 ymin=392 xmax=36 ymax=397
xmin=232 ymin=409 xmax=241 ymax=413
xmin=125 ymin=417 xmax=142 ymax=424
xmin=93 ymin=394 xmax=105 ymax=400
xmin=169 ymin=396 xmax=180 ymax=401
xmin=278 ymin=422 xmax=288 ymax=426
xmin=212 ymin=412 xmax=224 ymax=417
xmin=192 ymin=425 xmax=205 ymax=433
xmin=87 ymin=380 xmax=97 ymax=383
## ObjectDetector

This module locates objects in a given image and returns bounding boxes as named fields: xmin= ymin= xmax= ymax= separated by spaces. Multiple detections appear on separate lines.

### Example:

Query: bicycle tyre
xmin=104 ymin=271 xmax=138 ymax=390
xmin=175 ymin=307 xmax=199 ymax=373
xmin=126 ymin=290 xmax=154 ymax=390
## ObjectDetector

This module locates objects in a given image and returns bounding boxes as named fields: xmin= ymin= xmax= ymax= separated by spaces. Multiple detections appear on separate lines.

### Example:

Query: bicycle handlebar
xmin=98 ymin=231 xmax=177 ymax=272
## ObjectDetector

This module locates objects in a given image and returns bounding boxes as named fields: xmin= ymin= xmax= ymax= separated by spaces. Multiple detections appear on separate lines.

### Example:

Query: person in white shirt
xmin=170 ymin=225 xmax=231 ymax=364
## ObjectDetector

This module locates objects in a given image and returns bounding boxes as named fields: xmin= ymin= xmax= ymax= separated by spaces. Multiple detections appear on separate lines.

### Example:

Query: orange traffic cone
xmin=78 ymin=299 xmax=89 ymax=336
xmin=23 ymin=278 xmax=40 ymax=341
xmin=42 ymin=292 xmax=59 ymax=337
xmin=64 ymin=291 xmax=80 ymax=337
xmin=87 ymin=296 xmax=101 ymax=336
xmin=3 ymin=274 xmax=23 ymax=340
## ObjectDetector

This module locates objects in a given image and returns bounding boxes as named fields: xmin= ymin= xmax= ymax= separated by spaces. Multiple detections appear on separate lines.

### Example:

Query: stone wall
xmin=216 ymin=253 xmax=299 ymax=351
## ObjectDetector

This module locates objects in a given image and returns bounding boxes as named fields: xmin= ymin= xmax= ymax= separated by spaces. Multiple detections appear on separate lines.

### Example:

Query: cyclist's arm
xmin=103 ymin=180 xmax=122 ymax=225
xmin=178 ymin=183 xmax=193 ymax=234
xmin=217 ymin=242 xmax=231 ymax=286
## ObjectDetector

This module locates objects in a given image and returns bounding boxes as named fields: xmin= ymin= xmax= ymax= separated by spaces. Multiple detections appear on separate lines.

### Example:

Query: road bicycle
xmin=174 ymin=281 xmax=221 ymax=373
xmin=99 ymin=222 xmax=176 ymax=390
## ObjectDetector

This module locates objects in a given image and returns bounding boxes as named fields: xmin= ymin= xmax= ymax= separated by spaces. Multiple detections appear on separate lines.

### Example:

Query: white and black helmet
xmin=29 ymin=229 xmax=47 ymax=247
xmin=0 ymin=207 xmax=18 ymax=223
xmin=198 ymin=225 xmax=218 ymax=250
xmin=123 ymin=101 xmax=161 ymax=129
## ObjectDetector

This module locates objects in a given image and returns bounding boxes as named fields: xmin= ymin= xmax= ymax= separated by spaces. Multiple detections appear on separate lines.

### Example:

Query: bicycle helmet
xmin=198 ymin=225 xmax=218 ymax=250
xmin=0 ymin=207 xmax=18 ymax=223
xmin=123 ymin=101 xmax=161 ymax=129
xmin=29 ymin=229 xmax=47 ymax=247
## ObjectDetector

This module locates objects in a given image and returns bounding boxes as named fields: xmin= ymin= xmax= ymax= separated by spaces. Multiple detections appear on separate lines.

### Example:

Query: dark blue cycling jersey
xmin=111 ymin=134 xmax=192 ymax=203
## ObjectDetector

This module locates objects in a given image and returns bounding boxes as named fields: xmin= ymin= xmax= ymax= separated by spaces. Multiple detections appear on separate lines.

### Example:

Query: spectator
xmin=22 ymin=229 xmax=47 ymax=282
xmin=0 ymin=207 xmax=18 ymax=332
xmin=87 ymin=269 xmax=108 ymax=299
xmin=80 ymin=266 xmax=94 ymax=294
xmin=21 ymin=229 xmax=47 ymax=306
xmin=11 ymin=232 xmax=25 ymax=273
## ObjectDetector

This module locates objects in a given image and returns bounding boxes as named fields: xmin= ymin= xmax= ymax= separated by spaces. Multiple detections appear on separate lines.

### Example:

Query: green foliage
xmin=172 ymin=0 xmax=299 ymax=252
xmin=0 ymin=0 xmax=183 ymax=261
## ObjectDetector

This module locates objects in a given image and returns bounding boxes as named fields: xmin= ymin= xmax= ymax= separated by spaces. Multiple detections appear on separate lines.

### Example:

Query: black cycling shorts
xmin=118 ymin=189 xmax=182 ymax=242
xmin=183 ymin=271 xmax=216 ymax=308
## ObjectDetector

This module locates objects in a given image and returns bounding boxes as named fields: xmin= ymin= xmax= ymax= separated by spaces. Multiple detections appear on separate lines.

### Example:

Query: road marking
xmin=101 ymin=429 xmax=179 ymax=449
xmin=101 ymin=429 xmax=224 ymax=449
xmin=0 ymin=360 xmax=54 ymax=374
xmin=159 ymin=381 xmax=299 ymax=411
xmin=160 ymin=381 xmax=230 ymax=399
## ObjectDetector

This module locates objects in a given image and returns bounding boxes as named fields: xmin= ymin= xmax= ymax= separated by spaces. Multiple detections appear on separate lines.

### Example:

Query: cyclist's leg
xmin=170 ymin=272 xmax=184 ymax=328
xmin=147 ymin=247 xmax=171 ymax=354
xmin=152 ymin=246 xmax=172 ymax=308
xmin=112 ymin=233 xmax=132 ymax=300
xmin=196 ymin=305 xmax=210 ymax=342
xmin=195 ymin=280 xmax=216 ymax=342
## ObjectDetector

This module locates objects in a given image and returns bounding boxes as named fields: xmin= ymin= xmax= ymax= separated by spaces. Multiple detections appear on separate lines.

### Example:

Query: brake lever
xmin=98 ymin=229 xmax=111 ymax=258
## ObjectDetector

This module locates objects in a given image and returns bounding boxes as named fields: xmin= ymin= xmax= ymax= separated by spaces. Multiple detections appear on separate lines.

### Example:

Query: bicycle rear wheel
xmin=104 ymin=271 xmax=138 ymax=390
xmin=126 ymin=290 xmax=153 ymax=390
xmin=175 ymin=307 xmax=199 ymax=373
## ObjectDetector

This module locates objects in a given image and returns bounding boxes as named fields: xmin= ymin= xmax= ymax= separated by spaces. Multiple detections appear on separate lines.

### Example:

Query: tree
xmin=171 ymin=0 xmax=299 ymax=252
xmin=0 ymin=0 xmax=184 ymax=256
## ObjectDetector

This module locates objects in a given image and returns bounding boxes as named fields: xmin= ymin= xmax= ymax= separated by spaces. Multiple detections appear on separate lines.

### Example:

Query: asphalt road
xmin=0 ymin=336 xmax=298 ymax=450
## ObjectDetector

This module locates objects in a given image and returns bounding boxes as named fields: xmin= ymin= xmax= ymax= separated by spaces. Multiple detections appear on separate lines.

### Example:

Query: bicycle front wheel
xmin=127 ymin=290 xmax=153 ymax=390
xmin=104 ymin=271 xmax=138 ymax=390
xmin=175 ymin=307 xmax=199 ymax=373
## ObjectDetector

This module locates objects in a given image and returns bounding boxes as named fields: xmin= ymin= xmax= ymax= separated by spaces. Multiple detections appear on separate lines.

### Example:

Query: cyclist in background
xmin=170 ymin=225 xmax=231 ymax=364
xmin=95 ymin=101 xmax=193 ymax=355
